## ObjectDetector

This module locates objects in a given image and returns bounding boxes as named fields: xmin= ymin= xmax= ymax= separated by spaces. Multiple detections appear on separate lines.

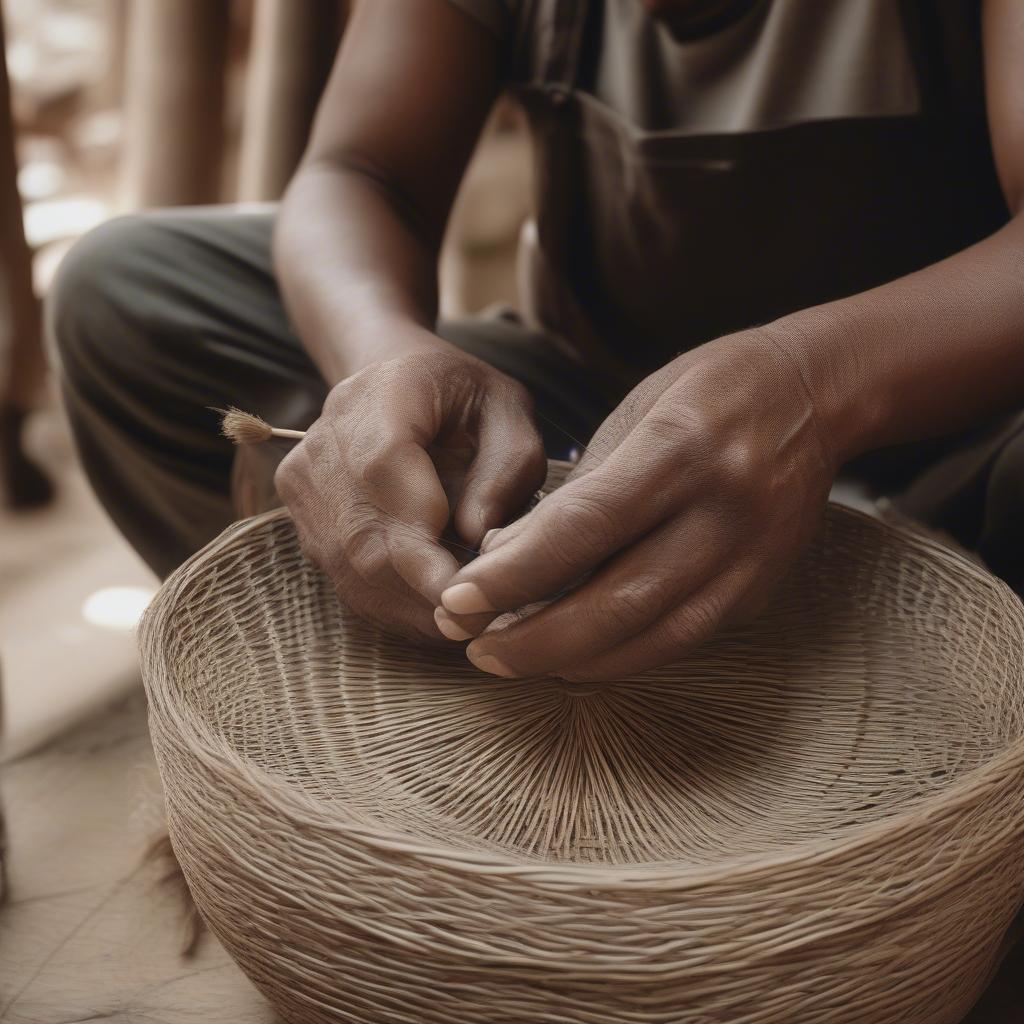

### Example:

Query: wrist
xmin=755 ymin=315 xmax=885 ymax=467
xmin=322 ymin=316 xmax=453 ymax=385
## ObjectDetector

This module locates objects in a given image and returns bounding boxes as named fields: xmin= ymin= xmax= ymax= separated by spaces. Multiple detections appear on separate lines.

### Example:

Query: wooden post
xmin=0 ymin=1 xmax=53 ymax=507
xmin=88 ymin=0 xmax=129 ymax=112
xmin=237 ymin=0 xmax=345 ymax=201
xmin=120 ymin=0 xmax=231 ymax=208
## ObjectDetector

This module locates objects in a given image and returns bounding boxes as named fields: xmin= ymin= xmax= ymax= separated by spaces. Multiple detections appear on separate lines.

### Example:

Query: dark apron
xmin=513 ymin=0 xmax=1009 ymax=385
xmin=511 ymin=0 xmax=1023 ymax=589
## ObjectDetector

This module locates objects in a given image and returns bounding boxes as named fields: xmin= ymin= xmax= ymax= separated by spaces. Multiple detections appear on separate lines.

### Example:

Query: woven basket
xmin=140 ymin=462 xmax=1024 ymax=1024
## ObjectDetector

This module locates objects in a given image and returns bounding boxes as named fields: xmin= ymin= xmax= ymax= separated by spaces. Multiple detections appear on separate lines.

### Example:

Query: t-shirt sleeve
xmin=444 ymin=0 xmax=514 ymax=40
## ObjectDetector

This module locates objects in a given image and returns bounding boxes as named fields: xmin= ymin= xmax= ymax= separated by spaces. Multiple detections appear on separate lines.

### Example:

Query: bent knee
xmin=46 ymin=213 xmax=170 ymax=386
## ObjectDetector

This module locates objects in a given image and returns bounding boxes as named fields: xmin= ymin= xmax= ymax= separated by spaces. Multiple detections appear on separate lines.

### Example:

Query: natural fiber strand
xmin=140 ymin=460 xmax=1024 ymax=1024
xmin=143 ymin=832 xmax=203 ymax=957
xmin=217 ymin=407 xmax=305 ymax=444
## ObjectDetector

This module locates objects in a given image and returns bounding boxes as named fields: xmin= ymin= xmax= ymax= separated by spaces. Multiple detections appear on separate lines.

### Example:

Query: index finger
xmin=439 ymin=468 xmax=649 ymax=616
xmin=329 ymin=403 xmax=455 ymax=604
xmin=359 ymin=437 xmax=463 ymax=604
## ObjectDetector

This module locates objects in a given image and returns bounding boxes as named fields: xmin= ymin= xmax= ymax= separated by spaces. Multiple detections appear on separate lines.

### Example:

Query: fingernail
xmin=441 ymin=582 xmax=494 ymax=615
xmin=480 ymin=527 xmax=501 ymax=553
xmin=467 ymin=648 xmax=517 ymax=678
xmin=434 ymin=606 xmax=473 ymax=642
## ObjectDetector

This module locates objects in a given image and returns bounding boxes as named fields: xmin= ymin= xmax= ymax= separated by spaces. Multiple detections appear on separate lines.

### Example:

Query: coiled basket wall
xmin=139 ymin=462 xmax=1024 ymax=1024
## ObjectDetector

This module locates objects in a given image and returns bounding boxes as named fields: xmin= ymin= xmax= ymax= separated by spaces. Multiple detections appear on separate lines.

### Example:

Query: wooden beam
xmin=0 ymin=0 xmax=43 ymax=415
xmin=0 ymin=1 xmax=53 ymax=509
xmin=87 ymin=0 xmax=129 ymax=111
xmin=236 ymin=0 xmax=345 ymax=201
xmin=120 ymin=0 xmax=231 ymax=208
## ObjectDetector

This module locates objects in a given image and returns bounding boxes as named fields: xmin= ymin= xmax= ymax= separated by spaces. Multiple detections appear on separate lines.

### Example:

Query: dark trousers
xmin=46 ymin=208 xmax=610 ymax=578
xmin=48 ymin=207 xmax=1024 ymax=591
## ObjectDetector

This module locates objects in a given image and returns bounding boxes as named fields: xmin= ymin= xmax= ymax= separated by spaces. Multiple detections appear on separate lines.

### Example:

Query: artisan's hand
xmin=276 ymin=338 xmax=545 ymax=641
xmin=439 ymin=332 xmax=836 ymax=679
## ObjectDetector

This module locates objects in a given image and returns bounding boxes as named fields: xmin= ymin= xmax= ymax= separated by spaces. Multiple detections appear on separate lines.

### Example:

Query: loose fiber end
xmin=144 ymin=832 xmax=204 ymax=957
xmin=218 ymin=407 xmax=274 ymax=445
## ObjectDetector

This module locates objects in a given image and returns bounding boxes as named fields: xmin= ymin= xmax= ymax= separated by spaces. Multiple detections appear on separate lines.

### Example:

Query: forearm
xmin=765 ymin=212 xmax=1024 ymax=465
xmin=274 ymin=160 xmax=450 ymax=385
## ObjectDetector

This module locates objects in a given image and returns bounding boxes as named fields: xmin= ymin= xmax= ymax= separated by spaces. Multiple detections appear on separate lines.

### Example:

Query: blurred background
xmin=0 ymin=0 xmax=532 ymax=759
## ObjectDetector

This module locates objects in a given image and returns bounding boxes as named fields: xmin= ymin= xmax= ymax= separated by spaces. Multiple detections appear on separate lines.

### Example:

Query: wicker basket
xmin=140 ymin=463 xmax=1024 ymax=1024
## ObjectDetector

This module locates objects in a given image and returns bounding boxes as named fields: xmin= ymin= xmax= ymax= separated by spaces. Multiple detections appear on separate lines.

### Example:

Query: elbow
xmin=272 ymin=165 xmax=316 ymax=286
xmin=285 ymin=149 xmax=443 ymax=253
xmin=272 ymin=154 xmax=351 ymax=280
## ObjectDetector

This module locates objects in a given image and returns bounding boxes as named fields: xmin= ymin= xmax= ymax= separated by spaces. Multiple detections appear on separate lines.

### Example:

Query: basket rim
xmin=140 ymin=501 xmax=1024 ymax=891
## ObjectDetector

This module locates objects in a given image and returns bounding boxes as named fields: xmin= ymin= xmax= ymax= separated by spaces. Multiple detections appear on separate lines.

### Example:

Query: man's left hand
xmin=438 ymin=331 xmax=837 ymax=681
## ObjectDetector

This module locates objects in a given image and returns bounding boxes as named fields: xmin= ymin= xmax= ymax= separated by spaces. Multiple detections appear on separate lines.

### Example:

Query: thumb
xmin=453 ymin=391 xmax=546 ymax=546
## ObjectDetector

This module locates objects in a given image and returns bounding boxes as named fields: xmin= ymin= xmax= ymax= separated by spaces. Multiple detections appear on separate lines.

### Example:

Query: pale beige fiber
xmin=139 ymin=461 xmax=1024 ymax=1024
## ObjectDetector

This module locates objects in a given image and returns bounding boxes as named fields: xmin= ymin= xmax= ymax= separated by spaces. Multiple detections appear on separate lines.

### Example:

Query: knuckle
xmin=504 ymin=428 xmax=548 ymax=482
xmin=343 ymin=524 xmax=391 ymax=583
xmin=718 ymin=436 xmax=762 ymax=488
xmin=663 ymin=400 xmax=714 ymax=439
xmin=660 ymin=595 xmax=723 ymax=652
xmin=475 ymin=443 xmax=544 ymax=504
xmin=323 ymin=383 xmax=348 ymax=414
xmin=503 ymin=378 xmax=535 ymax=412
xmin=553 ymin=493 xmax=622 ymax=560
xmin=642 ymin=408 xmax=690 ymax=448
xmin=510 ymin=405 xmax=545 ymax=454
xmin=357 ymin=550 xmax=392 ymax=587
xmin=593 ymin=576 xmax=662 ymax=630
xmin=347 ymin=437 xmax=395 ymax=490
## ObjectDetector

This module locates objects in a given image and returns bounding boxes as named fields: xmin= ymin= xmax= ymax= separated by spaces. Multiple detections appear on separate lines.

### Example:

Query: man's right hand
xmin=275 ymin=339 xmax=546 ymax=642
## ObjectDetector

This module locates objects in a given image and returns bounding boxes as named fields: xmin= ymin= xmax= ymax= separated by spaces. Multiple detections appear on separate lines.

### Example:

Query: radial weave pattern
xmin=140 ymin=462 xmax=1024 ymax=1024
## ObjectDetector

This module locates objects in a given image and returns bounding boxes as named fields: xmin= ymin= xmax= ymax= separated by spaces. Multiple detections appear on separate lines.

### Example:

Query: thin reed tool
xmin=215 ymin=405 xmax=491 ymax=561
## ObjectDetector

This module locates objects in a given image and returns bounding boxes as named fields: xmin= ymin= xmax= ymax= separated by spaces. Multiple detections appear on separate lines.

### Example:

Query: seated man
xmin=51 ymin=0 xmax=1024 ymax=681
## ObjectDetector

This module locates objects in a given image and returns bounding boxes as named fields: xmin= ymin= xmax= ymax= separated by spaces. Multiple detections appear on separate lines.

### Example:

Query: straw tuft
xmin=140 ymin=460 xmax=1024 ymax=1024
xmin=217 ymin=406 xmax=274 ymax=445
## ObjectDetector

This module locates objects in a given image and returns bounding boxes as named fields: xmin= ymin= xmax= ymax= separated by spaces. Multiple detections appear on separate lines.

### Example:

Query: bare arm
xmin=766 ymin=0 xmax=1024 ymax=463
xmin=274 ymin=0 xmax=502 ymax=383
xmin=273 ymin=2 xmax=546 ymax=641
